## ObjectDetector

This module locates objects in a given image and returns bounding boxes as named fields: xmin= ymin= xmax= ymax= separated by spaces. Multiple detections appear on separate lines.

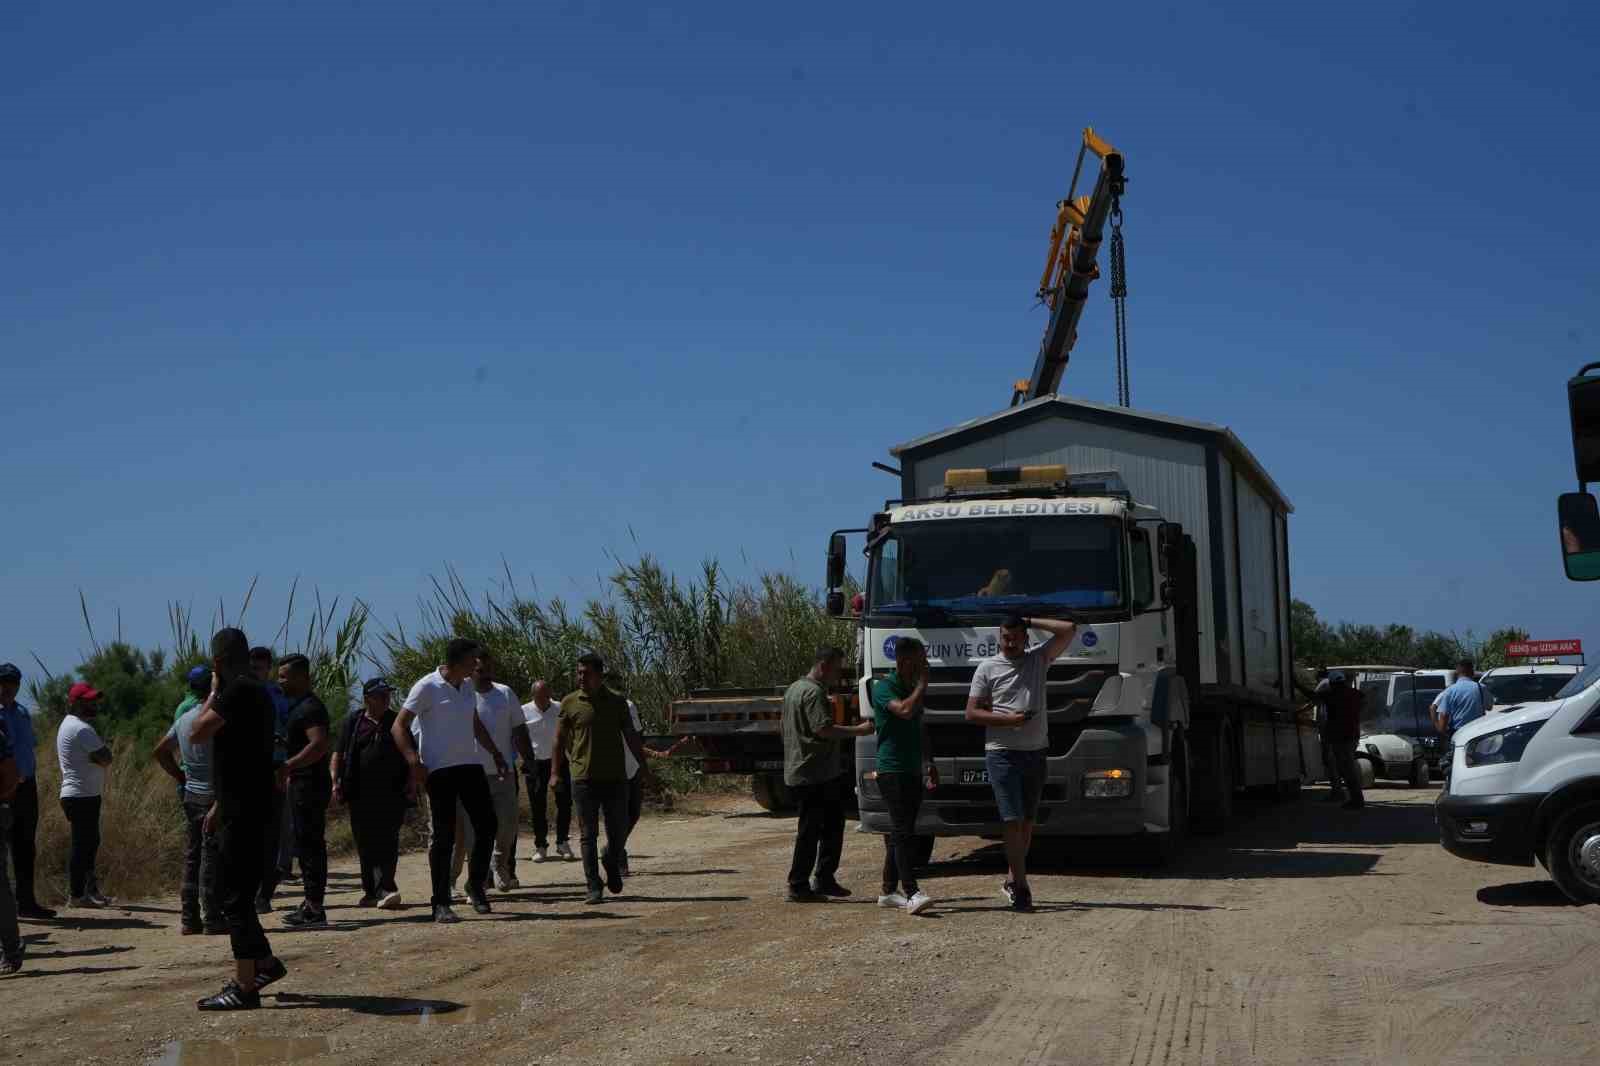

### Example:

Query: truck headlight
xmin=1082 ymin=768 xmax=1134 ymax=798
xmin=1462 ymin=722 xmax=1545 ymax=768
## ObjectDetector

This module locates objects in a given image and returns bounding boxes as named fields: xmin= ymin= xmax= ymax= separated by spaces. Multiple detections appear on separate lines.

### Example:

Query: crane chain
xmin=1109 ymin=197 xmax=1130 ymax=407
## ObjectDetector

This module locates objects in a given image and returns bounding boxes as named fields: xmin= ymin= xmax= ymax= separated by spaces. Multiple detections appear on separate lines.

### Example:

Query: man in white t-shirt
xmin=392 ymin=639 xmax=511 ymax=924
xmin=519 ymin=680 xmax=572 ymax=863
xmin=467 ymin=654 xmax=532 ymax=892
xmin=966 ymin=614 xmax=1077 ymax=912
xmin=56 ymin=683 xmax=114 ymax=908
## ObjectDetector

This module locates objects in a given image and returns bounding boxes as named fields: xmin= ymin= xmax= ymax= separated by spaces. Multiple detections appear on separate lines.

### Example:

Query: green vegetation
xmin=1291 ymin=599 xmax=1530 ymax=674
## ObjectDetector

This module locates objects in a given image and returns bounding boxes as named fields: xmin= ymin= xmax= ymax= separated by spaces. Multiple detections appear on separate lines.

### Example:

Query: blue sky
xmin=4 ymin=1 xmax=1597 ymax=676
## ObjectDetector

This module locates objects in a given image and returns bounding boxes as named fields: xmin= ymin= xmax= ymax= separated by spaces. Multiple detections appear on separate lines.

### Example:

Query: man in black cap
xmin=0 ymin=663 xmax=54 ymax=920
xmin=331 ymin=678 xmax=411 ymax=909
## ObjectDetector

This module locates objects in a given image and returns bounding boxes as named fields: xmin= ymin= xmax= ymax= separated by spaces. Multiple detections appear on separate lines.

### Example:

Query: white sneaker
xmin=556 ymin=843 xmax=575 ymax=860
xmin=905 ymin=890 xmax=933 ymax=915
xmin=877 ymin=892 xmax=908 ymax=909
xmin=534 ymin=847 xmax=549 ymax=863
xmin=377 ymin=891 xmax=403 ymax=910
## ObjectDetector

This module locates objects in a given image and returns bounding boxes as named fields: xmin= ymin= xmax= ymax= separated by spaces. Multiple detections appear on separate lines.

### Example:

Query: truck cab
xmin=849 ymin=469 xmax=1190 ymax=847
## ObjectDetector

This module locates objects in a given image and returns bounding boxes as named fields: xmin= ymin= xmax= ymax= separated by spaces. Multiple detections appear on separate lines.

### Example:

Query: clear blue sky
xmin=4 ymin=1 xmax=1597 ymax=675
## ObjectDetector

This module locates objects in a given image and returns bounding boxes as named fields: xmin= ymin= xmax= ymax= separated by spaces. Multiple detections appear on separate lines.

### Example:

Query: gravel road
xmin=5 ymin=783 xmax=1596 ymax=1065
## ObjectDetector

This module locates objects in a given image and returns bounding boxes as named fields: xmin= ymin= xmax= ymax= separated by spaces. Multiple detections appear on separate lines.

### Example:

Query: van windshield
xmin=1483 ymin=672 xmax=1577 ymax=705
xmin=1553 ymin=662 xmax=1600 ymax=701
xmin=869 ymin=516 xmax=1124 ymax=617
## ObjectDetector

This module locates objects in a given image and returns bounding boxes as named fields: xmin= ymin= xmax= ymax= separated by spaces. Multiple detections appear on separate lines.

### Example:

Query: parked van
xmin=1480 ymin=664 xmax=1582 ymax=711
xmin=1437 ymin=661 xmax=1600 ymax=904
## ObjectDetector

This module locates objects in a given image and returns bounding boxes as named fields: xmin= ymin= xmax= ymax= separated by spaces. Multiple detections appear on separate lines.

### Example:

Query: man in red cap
xmin=56 ymin=682 xmax=113 ymax=907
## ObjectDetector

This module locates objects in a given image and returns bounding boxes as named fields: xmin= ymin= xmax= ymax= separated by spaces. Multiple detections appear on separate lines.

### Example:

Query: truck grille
xmin=926 ymin=721 xmax=1092 ymax=758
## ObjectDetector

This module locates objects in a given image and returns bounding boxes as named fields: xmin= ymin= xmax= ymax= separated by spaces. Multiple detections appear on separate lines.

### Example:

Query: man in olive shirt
xmin=552 ymin=652 xmax=651 ymax=905
xmin=782 ymin=645 xmax=872 ymax=902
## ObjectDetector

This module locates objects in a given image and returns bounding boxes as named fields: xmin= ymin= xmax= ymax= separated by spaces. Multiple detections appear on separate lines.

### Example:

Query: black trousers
xmin=8 ymin=778 xmax=41 ymax=909
xmin=426 ymin=765 xmax=496 ymax=908
xmin=218 ymin=817 xmax=271 ymax=963
xmin=1330 ymin=739 xmax=1364 ymax=806
xmin=181 ymin=794 xmax=223 ymax=927
xmin=524 ymin=759 xmax=572 ymax=849
xmin=572 ymin=778 xmax=629 ymax=893
xmin=350 ymin=797 xmax=403 ymax=898
xmin=876 ymin=772 xmax=923 ymax=896
xmin=786 ymin=777 xmax=845 ymax=890
xmin=59 ymin=795 xmax=102 ymax=899
xmin=604 ymin=774 xmax=645 ymax=864
xmin=256 ymin=787 xmax=286 ymax=905
xmin=288 ymin=779 xmax=329 ymax=909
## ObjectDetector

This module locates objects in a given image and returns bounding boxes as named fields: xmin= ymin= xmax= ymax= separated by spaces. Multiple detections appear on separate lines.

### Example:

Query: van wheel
xmin=1191 ymin=722 xmax=1234 ymax=835
xmin=1544 ymin=801 xmax=1600 ymax=905
xmin=1408 ymin=758 xmax=1430 ymax=788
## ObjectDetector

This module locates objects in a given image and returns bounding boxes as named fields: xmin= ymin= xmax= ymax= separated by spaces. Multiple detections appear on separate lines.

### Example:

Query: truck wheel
xmin=912 ymin=834 xmax=935 ymax=870
xmin=751 ymin=773 xmax=796 ymax=814
xmin=1408 ymin=758 xmax=1431 ymax=788
xmin=1191 ymin=722 xmax=1234 ymax=835
xmin=1138 ymin=736 xmax=1189 ymax=866
xmin=1544 ymin=801 xmax=1600 ymax=905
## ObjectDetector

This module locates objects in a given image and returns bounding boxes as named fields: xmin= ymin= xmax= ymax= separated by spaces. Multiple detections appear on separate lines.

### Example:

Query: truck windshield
xmin=869 ymin=516 xmax=1124 ymax=615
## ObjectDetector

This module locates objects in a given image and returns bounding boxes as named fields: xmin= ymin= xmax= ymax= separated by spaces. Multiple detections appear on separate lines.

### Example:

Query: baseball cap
xmin=187 ymin=666 xmax=210 ymax=685
xmin=362 ymin=677 xmax=395 ymax=697
xmin=67 ymin=682 xmax=104 ymax=704
xmin=0 ymin=662 xmax=20 ymax=683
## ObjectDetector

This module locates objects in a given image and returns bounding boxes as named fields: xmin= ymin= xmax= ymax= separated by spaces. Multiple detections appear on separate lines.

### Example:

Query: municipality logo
xmin=1080 ymin=628 xmax=1098 ymax=648
xmin=882 ymin=635 xmax=899 ymax=659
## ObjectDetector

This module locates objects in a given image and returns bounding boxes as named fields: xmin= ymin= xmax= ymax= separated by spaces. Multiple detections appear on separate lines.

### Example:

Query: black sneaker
xmin=281 ymin=905 xmax=327 ymax=928
xmin=253 ymin=956 xmax=288 ymax=992
xmin=254 ymin=897 xmax=272 ymax=915
xmin=203 ymin=922 xmax=229 ymax=936
xmin=433 ymin=904 xmax=461 ymax=924
xmin=1012 ymin=887 xmax=1034 ymax=913
xmin=180 ymin=922 xmax=203 ymax=936
xmin=17 ymin=904 xmax=56 ymax=921
xmin=605 ymin=866 xmax=624 ymax=895
xmin=584 ymin=888 xmax=604 ymax=905
xmin=197 ymin=981 xmax=260 ymax=1011
xmin=355 ymin=894 xmax=379 ymax=908
xmin=786 ymin=886 xmax=825 ymax=903
xmin=1001 ymin=881 xmax=1017 ymax=906
xmin=812 ymin=878 xmax=851 ymax=898
xmin=0 ymin=951 xmax=22 ymax=976
xmin=468 ymin=892 xmax=492 ymax=916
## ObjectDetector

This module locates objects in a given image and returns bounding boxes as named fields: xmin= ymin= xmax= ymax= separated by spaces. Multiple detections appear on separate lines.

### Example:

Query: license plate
xmin=960 ymin=769 xmax=989 ymax=784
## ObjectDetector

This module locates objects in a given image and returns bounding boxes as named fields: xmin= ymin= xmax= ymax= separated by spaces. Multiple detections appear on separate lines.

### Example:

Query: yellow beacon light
xmin=943 ymin=464 xmax=1069 ymax=490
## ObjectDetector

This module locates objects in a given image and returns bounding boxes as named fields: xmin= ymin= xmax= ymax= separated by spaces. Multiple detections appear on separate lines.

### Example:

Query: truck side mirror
xmin=826 ymin=533 xmax=847 ymax=591
xmin=826 ymin=591 xmax=846 ymax=617
xmin=1569 ymin=363 xmax=1600 ymax=484
xmin=1156 ymin=522 xmax=1181 ymax=575
xmin=1558 ymin=492 xmax=1600 ymax=581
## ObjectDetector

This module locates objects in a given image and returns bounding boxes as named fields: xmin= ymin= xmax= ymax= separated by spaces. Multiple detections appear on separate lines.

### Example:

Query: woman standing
xmin=57 ymin=683 xmax=113 ymax=908
xmin=331 ymin=678 xmax=411 ymax=909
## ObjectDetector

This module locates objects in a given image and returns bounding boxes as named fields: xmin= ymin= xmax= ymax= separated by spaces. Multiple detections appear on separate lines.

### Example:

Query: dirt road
xmin=6 ymin=783 xmax=1597 ymax=1065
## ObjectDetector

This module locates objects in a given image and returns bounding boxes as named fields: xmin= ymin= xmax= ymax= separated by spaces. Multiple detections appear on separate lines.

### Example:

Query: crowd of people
xmin=0 ymin=634 xmax=672 ymax=1001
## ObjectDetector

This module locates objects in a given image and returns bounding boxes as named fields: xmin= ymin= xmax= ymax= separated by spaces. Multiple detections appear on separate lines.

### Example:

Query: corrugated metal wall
xmin=908 ymin=415 xmax=1221 ymax=685
xmin=1217 ymin=455 xmax=1241 ymax=686
xmin=1235 ymin=475 xmax=1282 ymax=696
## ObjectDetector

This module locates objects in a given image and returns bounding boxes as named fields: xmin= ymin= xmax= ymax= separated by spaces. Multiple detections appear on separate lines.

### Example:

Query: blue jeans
xmin=986 ymin=748 xmax=1047 ymax=822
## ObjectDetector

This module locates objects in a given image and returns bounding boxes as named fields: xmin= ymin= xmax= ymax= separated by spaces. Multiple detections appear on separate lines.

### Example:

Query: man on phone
xmin=965 ymin=614 xmax=1078 ymax=912
xmin=870 ymin=637 xmax=937 ymax=916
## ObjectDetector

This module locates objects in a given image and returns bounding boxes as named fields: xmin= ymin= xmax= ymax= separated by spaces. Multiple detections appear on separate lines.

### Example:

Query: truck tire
xmin=1139 ymin=736 xmax=1190 ymax=865
xmin=1408 ymin=758 xmax=1431 ymax=788
xmin=1191 ymin=721 xmax=1234 ymax=835
xmin=912 ymin=834 xmax=935 ymax=870
xmin=1543 ymin=801 xmax=1600 ymax=905
xmin=751 ymin=773 xmax=796 ymax=814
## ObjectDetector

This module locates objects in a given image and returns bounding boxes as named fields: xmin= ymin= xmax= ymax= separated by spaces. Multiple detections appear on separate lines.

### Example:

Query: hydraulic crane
xmin=1011 ymin=128 xmax=1127 ymax=406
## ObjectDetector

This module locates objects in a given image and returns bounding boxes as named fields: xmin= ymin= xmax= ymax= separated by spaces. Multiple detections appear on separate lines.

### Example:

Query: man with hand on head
xmin=782 ymin=645 xmax=872 ymax=902
xmin=519 ymin=680 xmax=572 ymax=864
xmin=190 ymin=628 xmax=289 ymax=1010
xmin=275 ymin=655 xmax=332 ymax=928
xmin=393 ymin=638 xmax=509 ymax=923
xmin=965 ymin=614 xmax=1078 ymax=912
xmin=0 ymin=663 xmax=55 ymax=920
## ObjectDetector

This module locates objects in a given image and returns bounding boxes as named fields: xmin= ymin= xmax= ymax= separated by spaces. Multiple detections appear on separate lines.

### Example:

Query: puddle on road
xmin=151 ymin=1037 xmax=331 ymax=1065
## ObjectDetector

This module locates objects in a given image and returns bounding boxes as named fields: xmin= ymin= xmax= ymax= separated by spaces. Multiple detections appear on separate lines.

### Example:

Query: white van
xmin=1479 ymin=664 xmax=1581 ymax=711
xmin=1437 ymin=661 xmax=1600 ymax=903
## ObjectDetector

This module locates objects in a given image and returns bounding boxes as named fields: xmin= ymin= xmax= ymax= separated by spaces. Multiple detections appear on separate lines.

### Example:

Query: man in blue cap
xmin=170 ymin=666 xmax=212 ymax=805
xmin=0 ymin=662 xmax=54 ymax=921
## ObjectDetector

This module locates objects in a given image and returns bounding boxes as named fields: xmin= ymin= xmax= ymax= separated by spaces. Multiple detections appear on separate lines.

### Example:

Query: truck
xmin=832 ymin=396 xmax=1312 ymax=858
xmin=671 ymin=128 xmax=1316 ymax=853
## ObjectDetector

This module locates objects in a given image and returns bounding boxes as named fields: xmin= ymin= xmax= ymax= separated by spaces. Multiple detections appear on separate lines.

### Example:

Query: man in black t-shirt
xmin=275 ymin=654 xmax=332 ymax=928
xmin=190 ymin=628 xmax=288 ymax=1011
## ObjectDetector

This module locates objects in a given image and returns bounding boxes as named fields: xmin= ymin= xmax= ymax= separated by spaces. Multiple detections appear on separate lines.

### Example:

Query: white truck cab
xmin=1436 ymin=661 xmax=1600 ymax=903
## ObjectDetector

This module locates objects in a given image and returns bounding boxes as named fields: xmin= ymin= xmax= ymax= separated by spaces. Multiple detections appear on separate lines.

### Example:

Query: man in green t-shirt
xmin=553 ymin=652 xmax=651 ymax=905
xmin=870 ymin=636 xmax=937 ymax=915
xmin=781 ymin=645 xmax=873 ymax=902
